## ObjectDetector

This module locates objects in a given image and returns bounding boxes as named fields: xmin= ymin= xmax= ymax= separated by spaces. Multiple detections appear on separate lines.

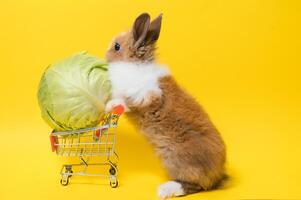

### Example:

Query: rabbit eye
xmin=114 ymin=42 xmax=121 ymax=51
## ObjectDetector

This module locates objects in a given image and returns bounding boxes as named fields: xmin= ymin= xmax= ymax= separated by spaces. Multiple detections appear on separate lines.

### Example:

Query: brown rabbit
xmin=105 ymin=13 xmax=226 ymax=199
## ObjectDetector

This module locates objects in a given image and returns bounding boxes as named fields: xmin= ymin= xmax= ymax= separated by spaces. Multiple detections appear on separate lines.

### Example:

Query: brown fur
xmin=106 ymin=13 xmax=226 ymax=196
xmin=106 ymin=13 xmax=160 ymax=63
xmin=126 ymin=76 xmax=226 ymax=192
xmin=106 ymin=31 xmax=157 ymax=63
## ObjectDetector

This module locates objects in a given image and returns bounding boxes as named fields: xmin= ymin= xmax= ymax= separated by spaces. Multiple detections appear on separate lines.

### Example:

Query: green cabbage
xmin=38 ymin=52 xmax=111 ymax=131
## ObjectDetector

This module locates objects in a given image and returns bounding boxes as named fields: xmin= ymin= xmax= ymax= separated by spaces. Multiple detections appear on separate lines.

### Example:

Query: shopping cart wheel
xmin=110 ymin=180 xmax=118 ymax=188
xmin=60 ymin=178 xmax=69 ymax=186
xmin=109 ymin=167 xmax=116 ymax=175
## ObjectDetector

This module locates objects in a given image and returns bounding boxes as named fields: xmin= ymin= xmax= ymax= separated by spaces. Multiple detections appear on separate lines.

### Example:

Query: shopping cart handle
xmin=50 ymin=135 xmax=57 ymax=152
xmin=112 ymin=105 xmax=124 ymax=115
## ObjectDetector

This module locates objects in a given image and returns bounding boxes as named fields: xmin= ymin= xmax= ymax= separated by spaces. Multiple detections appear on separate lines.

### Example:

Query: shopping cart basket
xmin=49 ymin=105 xmax=124 ymax=188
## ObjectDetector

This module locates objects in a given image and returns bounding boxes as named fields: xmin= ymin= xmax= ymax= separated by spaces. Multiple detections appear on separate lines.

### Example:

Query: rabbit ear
xmin=145 ymin=13 xmax=162 ymax=45
xmin=133 ymin=13 xmax=151 ymax=48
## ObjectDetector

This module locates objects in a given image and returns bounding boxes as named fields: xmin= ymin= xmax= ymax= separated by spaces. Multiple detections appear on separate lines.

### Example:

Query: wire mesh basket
xmin=49 ymin=105 xmax=124 ymax=187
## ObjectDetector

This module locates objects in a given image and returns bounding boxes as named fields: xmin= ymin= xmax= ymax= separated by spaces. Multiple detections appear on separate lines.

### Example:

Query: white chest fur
xmin=108 ymin=62 xmax=170 ymax=106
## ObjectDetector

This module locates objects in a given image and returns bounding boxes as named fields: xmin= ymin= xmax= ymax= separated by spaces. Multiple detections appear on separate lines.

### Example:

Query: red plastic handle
xmin=112 ymin=105 xmax=125 ymax=115
xmin=95 ymin=129 xmax=101 ymax=137
xmin=50 ymin=135 xmax=57 ymax=152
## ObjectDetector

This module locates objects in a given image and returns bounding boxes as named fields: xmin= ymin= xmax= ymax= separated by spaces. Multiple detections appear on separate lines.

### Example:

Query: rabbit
xmin=105 ymin=13 xmax=227 ymax=199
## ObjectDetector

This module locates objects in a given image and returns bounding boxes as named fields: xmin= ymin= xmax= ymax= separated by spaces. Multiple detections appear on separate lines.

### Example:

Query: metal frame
xmin=50 ymin=107 xmax=123 ymax=188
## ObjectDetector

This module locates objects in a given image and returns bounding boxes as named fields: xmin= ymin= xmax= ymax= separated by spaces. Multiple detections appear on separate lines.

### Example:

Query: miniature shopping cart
xmin=49 ymin=105 xmax=124 ymax=188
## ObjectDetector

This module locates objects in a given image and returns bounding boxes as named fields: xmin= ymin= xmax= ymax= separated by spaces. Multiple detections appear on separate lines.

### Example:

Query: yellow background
xmin=0 ymin=0 xmax=300 ymax=199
